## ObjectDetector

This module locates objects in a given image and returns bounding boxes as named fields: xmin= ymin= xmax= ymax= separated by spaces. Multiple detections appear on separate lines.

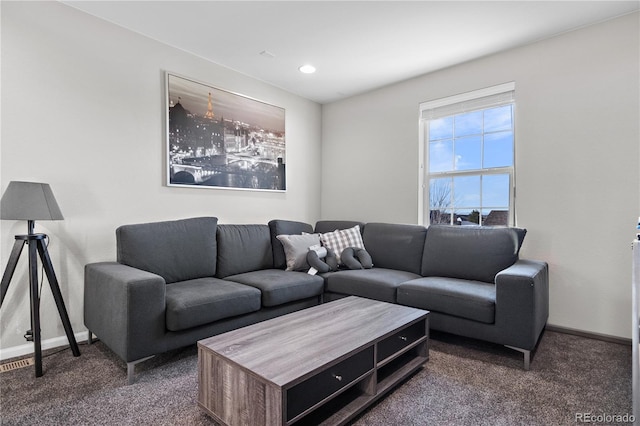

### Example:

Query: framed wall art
xmin=166 ymin=72 xmax=286 ymax=191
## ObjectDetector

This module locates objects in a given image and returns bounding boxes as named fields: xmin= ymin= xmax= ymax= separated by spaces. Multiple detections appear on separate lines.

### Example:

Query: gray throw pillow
xmin=276 ymin=233 xmax=321 ymax=271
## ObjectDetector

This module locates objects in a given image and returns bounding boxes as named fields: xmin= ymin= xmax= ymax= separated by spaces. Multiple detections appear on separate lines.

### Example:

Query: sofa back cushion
xmin=116 ymin=217 xmax=218 ymax=284
xmin=216 ymin=224 xmax=274 ymax=278
xmin=421 ymin=225 xmax=526 ymax=283
xmin=314 ymin=220 xmax=366 ymax=234
xmin=362 ymin=223 xmax=428 ymax=275
xmin=268 ymin=219 xmax=314 ymax=269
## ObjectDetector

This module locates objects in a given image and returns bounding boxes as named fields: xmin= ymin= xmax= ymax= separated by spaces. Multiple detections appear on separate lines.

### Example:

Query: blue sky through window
xmin=428 ymin=104 xmax=513 ymax=224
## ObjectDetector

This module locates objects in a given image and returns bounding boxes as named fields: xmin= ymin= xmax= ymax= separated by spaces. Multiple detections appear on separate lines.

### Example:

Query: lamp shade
xmin=0 ymin=181 xmax=64 ymax=221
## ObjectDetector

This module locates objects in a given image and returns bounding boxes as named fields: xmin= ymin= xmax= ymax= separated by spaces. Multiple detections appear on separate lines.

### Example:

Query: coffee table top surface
xmin=198 ymin=296 xmax=428 ymax=387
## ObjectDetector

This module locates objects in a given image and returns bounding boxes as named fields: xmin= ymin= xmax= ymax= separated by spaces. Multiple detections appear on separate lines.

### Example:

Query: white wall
xmin=0 ymin=2 xmax=322 ymax=353
xmin=321 ymin=13 xmax=640 ymax=338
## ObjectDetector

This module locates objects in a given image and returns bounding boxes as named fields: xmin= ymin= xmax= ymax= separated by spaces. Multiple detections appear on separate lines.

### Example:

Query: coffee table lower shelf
xmin=294 ymin=348 xmax=428 ymax=426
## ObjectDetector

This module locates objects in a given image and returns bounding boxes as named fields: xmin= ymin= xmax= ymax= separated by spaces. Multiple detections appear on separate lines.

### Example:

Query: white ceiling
xmin=64 ymin=1 xmax=639 ymax=104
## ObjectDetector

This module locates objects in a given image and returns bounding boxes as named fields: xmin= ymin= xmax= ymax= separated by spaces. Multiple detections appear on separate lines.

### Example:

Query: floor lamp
xmin=0 ymin=181 xmax=80 ymax=377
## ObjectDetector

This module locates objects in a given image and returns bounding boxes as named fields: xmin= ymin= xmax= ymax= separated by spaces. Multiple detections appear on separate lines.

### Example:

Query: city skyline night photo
xmin=166 ymin=73 xmax=286 ymax=191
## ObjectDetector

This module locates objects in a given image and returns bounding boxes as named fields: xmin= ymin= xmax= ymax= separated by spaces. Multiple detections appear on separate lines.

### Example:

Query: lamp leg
xmin=28 ymin=239 xmax=43 ymax=377
xmin=0 ymin=239 xmax=26 ymax=306
xmin=1 ymin=234 xmax=80 ymax=377
xmin=36 ymin=239 xmax=80 ymax=357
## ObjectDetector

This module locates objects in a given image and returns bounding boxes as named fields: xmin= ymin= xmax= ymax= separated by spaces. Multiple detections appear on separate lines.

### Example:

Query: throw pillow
xmin=276 ymin=233 xmax=321 ymax=271
xmin=319 ymin=225 xmax=365 ymax=263
xmin=340 ymin=247 xmax=373 ymax=270
xmin=307 ymin=245 xmax=339 ymax=273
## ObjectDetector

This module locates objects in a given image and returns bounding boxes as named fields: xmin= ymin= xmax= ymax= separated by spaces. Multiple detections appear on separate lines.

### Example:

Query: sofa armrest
xmin=494 ymin=259 xmax=549 ymax=350
xmin=84 ymin=262 xmax=166 ymax=362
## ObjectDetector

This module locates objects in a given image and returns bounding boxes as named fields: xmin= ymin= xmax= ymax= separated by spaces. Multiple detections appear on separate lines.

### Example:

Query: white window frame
xmin=418 ymin=82 xmax=516 ymax=226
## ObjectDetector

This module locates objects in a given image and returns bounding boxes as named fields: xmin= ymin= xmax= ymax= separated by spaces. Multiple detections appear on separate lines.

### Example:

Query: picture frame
xmin=166 ymin=72 xmax=286 ymax=191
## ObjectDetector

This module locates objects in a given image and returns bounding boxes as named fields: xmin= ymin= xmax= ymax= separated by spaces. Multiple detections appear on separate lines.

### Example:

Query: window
xmin=419 ymin=83 xmax=515 ymax=226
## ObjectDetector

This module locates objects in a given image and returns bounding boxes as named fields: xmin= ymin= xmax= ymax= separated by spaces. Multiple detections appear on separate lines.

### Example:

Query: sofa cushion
xmin=397 ymin=277 xmax=496 ymax=324
xmin=269 ymin=219 xmax=314 ymax=269
xmin=116 ymin=217 xmax=218 ymax=284
xmin=319 ymin=225 xmax=365 ymax=263
xmin=314 ymin=220 xmax=366 ymax=234
xmin=362 ymin=223 xmax=427 ymax=275
xmin=276 ymin=233 xmax=321 ymax=271
xmin=325 ymin=268 xmax=421 ymax=303
xmin=216 ymin=224 xmax=274 ymax=278
xmin=421 ymin=225 xmax=526 ymax=283
xmin=224 ymin=269 xmax=324 ymax=307
xmin=165 ymin=278 xmax=261 ymax=331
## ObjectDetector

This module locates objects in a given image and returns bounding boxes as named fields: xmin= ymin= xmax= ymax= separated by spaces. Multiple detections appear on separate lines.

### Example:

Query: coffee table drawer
xmin=286 ymin=345 xmax=374 ymax=421
xmin=376 ymin=321 xmax=425 ymax=363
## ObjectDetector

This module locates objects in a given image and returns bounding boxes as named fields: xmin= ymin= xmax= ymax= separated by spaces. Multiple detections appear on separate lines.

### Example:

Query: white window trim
xmin=418 ymin=82 xmax=516 ymax=226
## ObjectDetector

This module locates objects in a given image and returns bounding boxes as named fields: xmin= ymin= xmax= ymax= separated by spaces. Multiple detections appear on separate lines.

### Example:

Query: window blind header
xmin=420 ymin=82 xmax=515 ymax=121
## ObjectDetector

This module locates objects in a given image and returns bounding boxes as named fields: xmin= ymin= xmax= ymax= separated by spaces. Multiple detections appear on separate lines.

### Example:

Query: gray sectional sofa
xmin=84 ymin=216 xmax=548 ymax=383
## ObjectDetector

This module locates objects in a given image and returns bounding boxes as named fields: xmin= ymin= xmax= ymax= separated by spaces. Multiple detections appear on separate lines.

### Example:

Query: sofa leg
xmin=504 ymin=345 xmax=531 ymax=370
xmin=87 ymin=330 xmax=94 ymax=345
xmin=127 ymin=356 xmax=155 ymax=385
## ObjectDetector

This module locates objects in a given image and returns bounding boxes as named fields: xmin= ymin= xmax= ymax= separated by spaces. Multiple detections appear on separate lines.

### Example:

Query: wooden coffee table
xmin=198 ymin=296 xmax=429 ymax=425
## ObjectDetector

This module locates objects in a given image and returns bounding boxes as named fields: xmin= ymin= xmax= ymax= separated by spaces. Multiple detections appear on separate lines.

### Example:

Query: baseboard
xmin=546 ymin=324 xmax=631 ymax=346
xmin=0 ymin=331 xmax=89 ymax=362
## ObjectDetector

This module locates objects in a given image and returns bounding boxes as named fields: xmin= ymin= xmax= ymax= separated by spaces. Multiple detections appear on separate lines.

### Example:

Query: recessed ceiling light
xmin=298 ymin=64 xmax=316 ymax=74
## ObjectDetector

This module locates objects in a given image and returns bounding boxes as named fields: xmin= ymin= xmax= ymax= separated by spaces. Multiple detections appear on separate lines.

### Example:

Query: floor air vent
xmin=0 ymin=357 xmax=34 ymax=373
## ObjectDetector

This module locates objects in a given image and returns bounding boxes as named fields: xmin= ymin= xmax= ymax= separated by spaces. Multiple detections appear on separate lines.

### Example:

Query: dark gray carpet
xmin=0 ymin=330 xmax=632 ymax=425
